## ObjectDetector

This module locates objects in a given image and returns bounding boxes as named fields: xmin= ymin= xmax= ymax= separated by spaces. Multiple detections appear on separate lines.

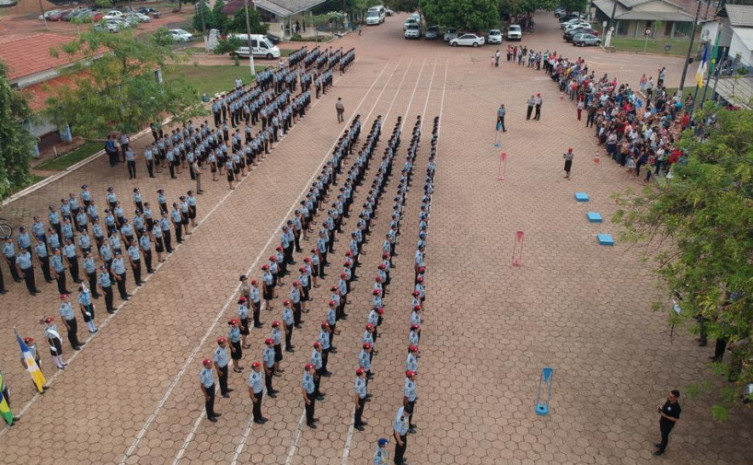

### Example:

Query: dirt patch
xmin=4 ymin=0 xmax=59 ymax=16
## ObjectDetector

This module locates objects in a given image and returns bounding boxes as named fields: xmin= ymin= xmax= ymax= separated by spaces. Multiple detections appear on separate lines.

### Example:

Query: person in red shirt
xmin=680 ymin=113 xmax=690 ymax=130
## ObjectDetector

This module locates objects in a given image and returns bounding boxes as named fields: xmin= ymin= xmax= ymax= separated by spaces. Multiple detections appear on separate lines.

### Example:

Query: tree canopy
xmin=44 ymin=29 xmax=204 ymax=138
xmin=498 ymin=0 xmax=557 ymax=15
xmin=613 ymin=104 xmax=753 ymax=418
xmin=419 ymin=0 xmax=500 ymax=30
xmin=0 ymin=61 xmax=35 ymax=202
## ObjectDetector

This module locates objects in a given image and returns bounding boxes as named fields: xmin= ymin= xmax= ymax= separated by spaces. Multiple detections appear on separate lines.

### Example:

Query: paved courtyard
xmin=1 ymin=12 xmax=751 ymax=465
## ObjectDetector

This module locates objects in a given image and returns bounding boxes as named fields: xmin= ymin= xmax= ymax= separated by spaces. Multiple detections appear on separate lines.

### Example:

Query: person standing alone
xmin=654 ymin=390 xmax=681 ymax=456
xmin=336 ymin=98 xmax=345 ymax=124
xmin=563 ymin=148 xmax=574 ymax=180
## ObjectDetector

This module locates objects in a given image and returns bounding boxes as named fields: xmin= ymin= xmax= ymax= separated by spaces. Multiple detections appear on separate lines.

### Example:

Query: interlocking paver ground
xmin=0 ymin=12 xmax=750 ymax=465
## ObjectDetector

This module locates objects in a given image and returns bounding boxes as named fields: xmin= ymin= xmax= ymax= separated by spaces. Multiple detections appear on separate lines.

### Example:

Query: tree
xmin=193 ymin=0 xmax=229 ymax=33
xmin=559 ymin=0 xmax=589 ymax=17
xmin=226 ymin=8 xmax=268 ymax=34
xmin=498 ymin=0 xmax=557 ymax=16
xmin=419 ymin=0 xmax=499 ymax=30
xmin=385 ymin=0 xmax=419 ymax=12
xmin=613 ymin=104 xmax=753 ymax=419
xmin=44 ymin=29 xmax=204 ymax=138
xmin=0 ymin=61 xmax=36 ymax=202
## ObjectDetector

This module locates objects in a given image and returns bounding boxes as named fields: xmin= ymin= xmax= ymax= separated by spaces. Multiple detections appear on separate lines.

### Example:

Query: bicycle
xmin=0 ymin=217 xmax=13 ymax=240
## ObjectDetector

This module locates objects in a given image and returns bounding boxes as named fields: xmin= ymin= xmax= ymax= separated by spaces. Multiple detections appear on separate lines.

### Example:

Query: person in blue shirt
xmin=17 ymin=226 xmax=32 ymax=254
xmin=170 ymin=203 xmax=184 ymax=244
xmin=214 ymin=337 xmax=231 ymax=397
xmin=403 ymin=371 xmax=418 ymax=433
xmin=34 ymin=238 xmax=53 ymax=283
xmin=199 ymin=359 xmax=219 ymax=422
xmin=393 ymin=406 xmax=410 ymax=465
xmin=237 ymin=297 xmax=250 ymax=349
xmin=282 ymin=300 xmax=295 ymax=352
xmin=110 ymin=251 xmax=129 ymax=300
xmin=127 ymin=241 xmax=143 ymax=286
xmin=373 ymin=438 xmax=389 ymax=465
xmin=247 ymin=362 xmax=267 ymax=424
xmin=3 ymin=237 xmax=22 ymax=282
xmin=78 ymin=282 xmax=97 ymax=334
xmin=139 ymin=233 xmax=154 ymax=274
xmin=97 ymin=265 xmax=115 ymax=313
xmin=228 ymin=318 xmax=243 ymax=373
xmin=262 ymin=338 xmax=278 ymax=397
xmin=59 ymin=293 xmax=82 ymax=350
xmin=62 ymin=238 xmax=81 ymax=284
xmin=302 ymin=363 xmax=317 ymax=428
xmin=51 ymin=248 xmax=70 ymax=294
xmin=160 ymin=211 xmax=173 ymax=254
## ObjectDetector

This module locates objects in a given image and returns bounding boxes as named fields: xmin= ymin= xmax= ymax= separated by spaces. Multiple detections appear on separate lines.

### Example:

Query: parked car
xmin=403 ymin=13 xmax=420 ymax=31
xmin=169 ymin=29 xmax=194 ymax=42
xmin=450 ymin=33 xmax=485 ymax=47
xmin=91 ymin=12 xmax=105 ymax=21
xmin=126 ymin=12 xmax=151 ymax=23
xmin=572 ymin=33 xmax=601 ymax=46
xmin=94 ymin=21 xmax=119 ymax=33
xmin=138 ymin=7 xmax=161 ymax=18
xmin=559 ymin=13 xmax=581 ymax=23
xmin=39 ymin=9 xmax=62 ymax=20
xmin=405 ymin=23 xmax=421 ymax=39
xmin=507 ymin=24 xmax=522 ymax=41
xmin=103 ymin=10 xmax=123 ymax=20
xmin=47 ymin=10 xmax=68 ymax=21
xmin=564 ymin=27 xmax=598 ymax=41
xmin=266 ymin=33 xmax=281 ymax=44
xmin=443 ymin=28 xmax=458 ymax=42
xmin=424 ymin=25 xmax=440 ymax=39
xmin=563 ymin=21 xmax=590 ymax=32
xmin=554 ymin=7 xmax=566 ymax=17
xmin=487 ymin=29 xmax=503 ymax=44
xmin=385 ymin=8 xmax=394 ymax=16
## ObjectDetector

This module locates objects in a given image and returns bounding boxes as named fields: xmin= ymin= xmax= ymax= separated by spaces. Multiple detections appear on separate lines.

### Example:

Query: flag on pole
xmin=16 ymin=334 xmax=46 ymax=394
xmin=0 ymin=371 xmax=13 ymax=426
xmin=696 ymin=44 xmax=708 ymax=88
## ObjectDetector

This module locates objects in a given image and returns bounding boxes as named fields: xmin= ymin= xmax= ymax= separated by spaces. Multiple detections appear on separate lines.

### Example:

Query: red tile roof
xmin=0 ymin=33 xmax=83 ymax=83
xmin=22 ymin=72 xmax=88 ymax=112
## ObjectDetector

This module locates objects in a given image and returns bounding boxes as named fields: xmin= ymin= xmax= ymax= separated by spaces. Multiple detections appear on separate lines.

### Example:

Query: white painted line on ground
xmin=162 ymin=60 xmax=395 ymax=465
xmin=282 ymin=58 xmax=412 ymax=465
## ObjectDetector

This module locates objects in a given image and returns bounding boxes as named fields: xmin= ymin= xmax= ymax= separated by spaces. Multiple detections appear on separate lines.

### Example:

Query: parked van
xmin=365 ymin=5 xmax=386 ymax=25
xmin=404 ymin=23 xmax=421 ymax=39
xmin=228 ymin=33 xmax=281 ymax=59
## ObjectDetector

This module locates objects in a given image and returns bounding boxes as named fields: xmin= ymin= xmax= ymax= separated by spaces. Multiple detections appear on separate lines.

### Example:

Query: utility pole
xmin=678 ymin=0 xmax=703 ymax=93
xmin=244 ymin=0 xmax=257 ymax=77
xmin=198 ymin=0 xmax=207 ymax=49
xmin=39 ymin=0 xmax=48 ymax=30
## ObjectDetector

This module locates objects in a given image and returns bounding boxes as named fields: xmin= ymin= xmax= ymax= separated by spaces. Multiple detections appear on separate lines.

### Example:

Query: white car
xmin=39 ymin=9 xmax=61 ymax=20
xmin=450 ymin=33 xmax=485 ymax=47
xmin=169 ymin=29 xmax=194 ymax=42
xmin=487 ymin=29 xmax=503 ymax=44
xmin=94 ymin=21 xmax=120 ymax=33
xmin=103 ymin=10 xmax=123 ymax=20
xmin=507 ymin=24 xmax=522 ymax=41
xmin=126 ymin=12 xmax=151 ymax=23
xmin=561 ymin=18 xmax=587 ymax=29
xmin=564 ymin=21 xmax=590 ymax=32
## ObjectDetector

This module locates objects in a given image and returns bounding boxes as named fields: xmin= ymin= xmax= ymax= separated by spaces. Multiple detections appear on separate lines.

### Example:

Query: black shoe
xmin=254 ymin=419 xmax=266 ymax=424
xmin=653 ymin=451 xmax=664 ymax=456
xmin=208 ymin=416 xmax=218 ymax=422
xmin=227 ymin=388 xmax=234 ymax=393
xmin=294 ymin=324 xmax=302 ymax=329
xmin=409 ymin=424 xmax=417 ymax=429
xmin=408 ymin=428 xmax=416 ymax=434
xmin=268 ymin=392 xmax=277 ymax=398
xmin=222 ymin=393 xmax=230 ymax=398
xmin=316 ymin=395 xmax=325 ymax=401
xmin=74 ymin=346 xmax=82 ymax=351
xmin=654 ymin=443 xmax=662 ymax=448
xmin=330 ymin=346 xmax=337 ymax=351
xmin=285 ymin=348 xmax=295 ymax=353
xmin=307 ymin=422 xmax=317 ymax=429
xmin=254 ymin=324 xmax=264 ymax=328
xmin=322 ymin=371 xmax=332 ymax=377
xmin=355 ymin=425 xmax=364 ymax=431
xmin=0 ymin=289 xmax=6 ymax=294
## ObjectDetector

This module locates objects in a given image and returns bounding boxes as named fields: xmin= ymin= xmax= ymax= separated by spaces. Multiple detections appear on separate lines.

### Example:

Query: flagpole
xmin=699 ymin=20 xmax=723 ymax=110
xmin=690 ymin=43 xmax=707 ymax=118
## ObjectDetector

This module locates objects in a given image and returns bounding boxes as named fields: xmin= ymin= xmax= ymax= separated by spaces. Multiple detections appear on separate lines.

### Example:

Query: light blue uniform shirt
xmin=393 ymin=407 xmax=409 ymax=435
xmin=355 ymin=376 xmax=367 ymax=399
xmin=263 ymin=346 xmax=275 ymax=368
xmin=59 ymin=302 xmax=75 ymax=320
xmin=2 ymin=242 xmax=15 ymax=258
xmin=282 ymin=307 xmax=294 ymax=326
xmin=238 ymin=304 xmax=249 ymax=320
xmin=111 ymin=257 xmax=126 ymax=274
xmin=248 ymin=370 xmax=264 ymax=393
xmin=128 ymin=245 xmax=140 ymax=261
xmin=100 ymin=244 xmax=113 ymax=262
xmin=404 ymin=378 xmax=417 ymax=401
xmin=200 ymin=367 xmax=214 ymax=388
xmin=302 ymin=371 xmax=315 ymax=394
xmin=228 ymin=326 xmax=241 ymax=343
xmin=272 ymin=328 xmax=282 ymax=345
xmin=373 ymin=446 xmax=388 ymax=465
xmin=358 ymin=349 xmax=371 ymax=371
xmin=51 ymin=254 xmax=64 ymax=272
xmin=310 ymin=349 xmax=322 ymax=369
xmin=214 ymin=346 xmax=229 ymax=368
xmin=98 ymin=271 xmax=112 ymax=287
xmin=35 ymin=242 xmax=48 ymax=258
xmin=318 ymin=329 xmax=330 ymax=350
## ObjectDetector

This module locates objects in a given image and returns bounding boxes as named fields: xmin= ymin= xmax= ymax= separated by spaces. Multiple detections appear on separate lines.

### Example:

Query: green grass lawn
xmin=35 ymin=142 xmax=103 ymax=171
xmin=610 ymin=36 xmax=691 ymax=57
xmin=168 ymin=64 xmax=267 ymax=96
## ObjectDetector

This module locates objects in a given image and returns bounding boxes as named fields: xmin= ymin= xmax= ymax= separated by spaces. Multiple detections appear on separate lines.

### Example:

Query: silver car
xmin=572 ymin=33 xmax=601 ymax=46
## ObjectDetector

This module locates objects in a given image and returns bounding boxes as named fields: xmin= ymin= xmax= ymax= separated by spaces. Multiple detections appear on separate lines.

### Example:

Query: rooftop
xmin=724 ymin=4 xmax=753 ymax=28
xmin=0 ymin=33 xmax=81 ymax=84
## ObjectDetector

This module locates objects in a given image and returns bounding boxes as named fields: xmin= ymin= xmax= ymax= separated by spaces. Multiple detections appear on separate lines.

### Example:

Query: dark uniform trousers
xmin=205 ymin=383 xmax=217 ymax=418
xmin=87 ymin=272 xmax=99 ymax=297
xmin=65 ymin=318 xmax=80 ymax=348
xmin=265 ymin=370 xmax=274 ymax=393
xmin=659 ymin=419 xmax=675 ymax=453
xmin=394 ymin=433 xmax=407 ymax=465
xmin=252 ymin=390 xmax=264 ymax=421
xmin=40 ymin=256 xmax=53 ymax=282
xmin=405 ymin=400 xmax=416 ymax=426
xmin=218 ymin=365 xmax=229 ymax=395
xmin=305 ymin=392 xmax=316 ymax=424
xmin=163 ymin=230 xmax=173 ymax=253
xmin=55 ymin=270 xmax=67 ymax=294
xmin=285 ymin=324 xmax=294 ymax=350
xmin=115 ymin=272 xmax=128 ymax=299
xmin=102 ymin=285 xmax=115 ymax=313
xmin=131 ymin=259 xmax=142 ymax=285
xmin=143 ymin=250 xmax=154 ymax=273
xmin=68 ymin=256 xmax=81 ymax=282
xmin=253 ymin=302 xmax=261 ymax=327
xmin=174 ymin=222 xmax=183 ymax=243
xmin=354 ymin=396 xmax=366 ymax=427
xmin=8 ymin=257 xmax=21 ymax=281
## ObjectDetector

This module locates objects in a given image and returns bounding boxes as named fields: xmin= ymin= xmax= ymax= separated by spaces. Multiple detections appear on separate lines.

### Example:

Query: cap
xmin=238 ymin=296 xmax=247 ymax=303
xmin=406 ymin=370 xmax=416 ymax=378
xmin=372 ymin=289 xmax=380 ymax=295
xmin=44 ymin=316 xmax=55 ymax=323
xmin=418 ymin=266 xmax=426 ymax=273
xmin=228 ymin=318 xmax=239 ymax=325
xmin=356 ymin=368 xmax=365 ymax=375
xmin=276 ymin=246 xmax=283 ymax=251
xmin=409 ymin=345 xmax=419 ymax=352
xmin=269 ymin=255 xmax=276 ymax=261
xmin=413 ymin=305 xmax=421 ymax=311
xmin=240 ymin=275 xmax=247 ymax=281
xmin=313 ymin=341 xmax=322 ymax=348
xmin=293 ymin=280 xmax=300 ymax=286
xmin=252 ymin=361 xmax=262 ymax=368
xmin=378 ymin=438 xmax=389 ymax=446
xmin=304 ymin=257 xmax=311 ymax=263
xmin=261 ymin=265 xmax=269 ymax=270
xmin=321 ymin=321 xmax=330 ymax=328
xmin=251 ymin=279 xmax=258 ymax=285
xmin=379 ymin=264 xmax=386 ymax=269
xmin=363 ymin=342 xmax=372 ymax=349
xmin=329 ymin=300 xmax=337 ymax=306
xmin=304 ymin=363 xmax=314 ymax=370
xmin=411 ymin=324 xmax=420 ymax=330
xmin=377 ymin=308 xmax=384 ymax=315
xmin=537 ymin=92 xmax=541 ymax=96
xmin=217 ymin=337 xmax=227 ymax=344
xmin=330 ymin=286 xmax=338 ymax=291
xmin=299 ymin=267 xmax=306 ymax=272
xmin=412 ymin=291 xmax=421 ymax=297
xmin=272 ymin=321 xmax=280 ymax=327
xmin=417 ymin=276 xmax=424 ymax=283
xmin=366 ymin=323 xmax=374 ymax=329
xmin=265 ymin=338 xmax=274 ymax=345
xmin=23 ymin=337 xmax=35 ymax=344
xmin=375 ymin=276 xmax=382 ymax=282
xmin=340 ymin=273 xmax=347 ymax=279
xmin=202 ymin=359 xmax=212 ymax=366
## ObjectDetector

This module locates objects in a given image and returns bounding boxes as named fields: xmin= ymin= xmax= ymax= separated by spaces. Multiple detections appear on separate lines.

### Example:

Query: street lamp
xmin=244 ymin=0 xmax=257 ymax=77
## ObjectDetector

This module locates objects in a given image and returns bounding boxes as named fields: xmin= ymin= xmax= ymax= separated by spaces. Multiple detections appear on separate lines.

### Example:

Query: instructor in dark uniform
xmin=654 ymin=390 xmax=681 ymax=456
